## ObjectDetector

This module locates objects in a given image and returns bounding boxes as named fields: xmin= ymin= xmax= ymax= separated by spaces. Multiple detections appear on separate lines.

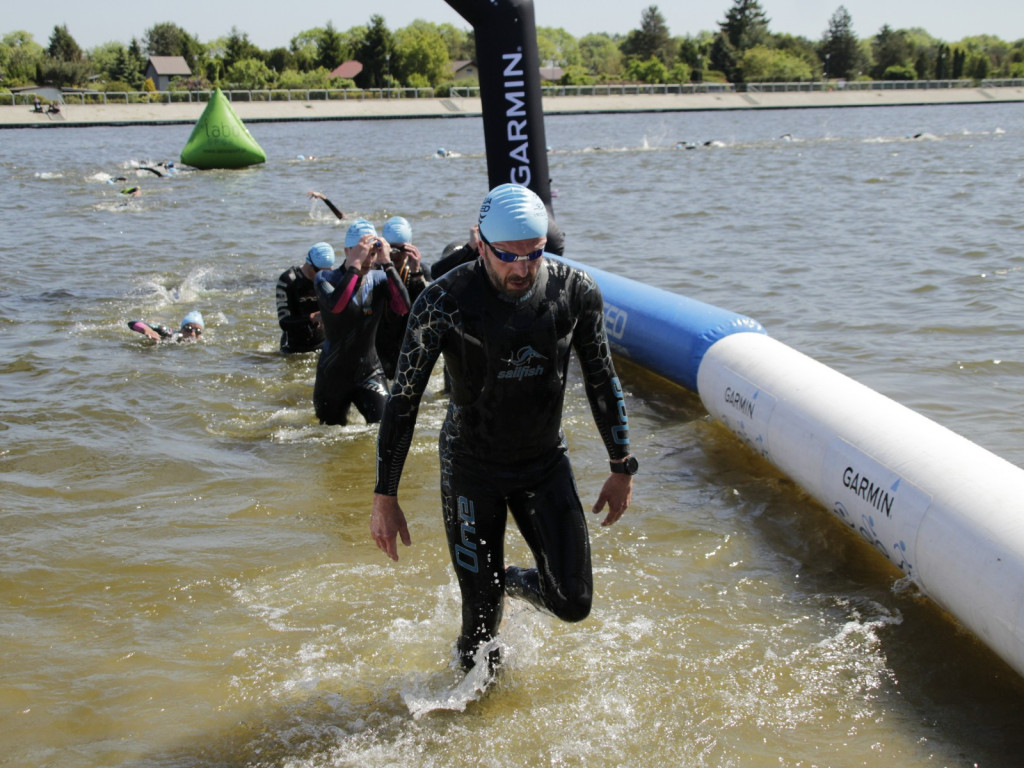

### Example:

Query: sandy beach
xmin=2 ymin=85 xmax=1023 ymax=128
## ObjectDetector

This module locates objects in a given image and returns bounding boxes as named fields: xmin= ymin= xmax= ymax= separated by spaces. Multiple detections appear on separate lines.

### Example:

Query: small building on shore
xmin=145 ymin=57 xmax=192 ymax=91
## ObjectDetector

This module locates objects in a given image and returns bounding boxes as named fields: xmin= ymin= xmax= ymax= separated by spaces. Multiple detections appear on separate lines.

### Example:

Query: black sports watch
xmin=610 ymin=454 xmax=639 ymax=476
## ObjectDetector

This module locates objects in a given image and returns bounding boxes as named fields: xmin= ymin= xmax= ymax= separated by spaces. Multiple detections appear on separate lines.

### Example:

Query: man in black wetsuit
xmin=275 ymin=241 xmax=334 ymax=353
xmin=370 ymin=183 xmax=636 ymax=672
xmin=313 ymin=219 xmax=411 ymax=426
xmin=375 ymin=216 xmax=430 ymax=380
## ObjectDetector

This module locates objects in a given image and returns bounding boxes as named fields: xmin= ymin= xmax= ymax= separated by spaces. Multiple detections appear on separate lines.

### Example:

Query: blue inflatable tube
xmin=565 ymin=253 xmax=1024 ymax=681
xmin=556 ymin=255 xmax=765 ymax=391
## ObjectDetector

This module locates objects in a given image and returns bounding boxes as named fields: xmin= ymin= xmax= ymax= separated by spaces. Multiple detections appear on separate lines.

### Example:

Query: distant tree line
xmin=1 ymin=3 xmax=1022 ymax=93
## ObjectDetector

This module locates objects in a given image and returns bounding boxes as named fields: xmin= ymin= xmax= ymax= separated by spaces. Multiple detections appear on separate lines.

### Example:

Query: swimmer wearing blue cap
xmin=370 ymin=184 xmax=635 ymax=675
xmin=375 ymin=216 xmax=430 ymax=380
xmin=128 ymin=310 xmax=204 ymax=342
xmin=276 ymin=241 xmax=335 ymax=353
xmin=312 ymin=219 xmax=412 ymax=426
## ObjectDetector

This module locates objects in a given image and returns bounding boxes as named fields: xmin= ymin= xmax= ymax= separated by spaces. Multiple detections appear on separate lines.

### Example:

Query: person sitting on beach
xmin=375 ymin=216 xmax=429 ymax=380
xmin=276 ymin=241 xmax=334 ymax=354
xmin=128 ymin=311 xmax=205 ymax=342
xmin=308 ymin=190 xmax=344 ymax=220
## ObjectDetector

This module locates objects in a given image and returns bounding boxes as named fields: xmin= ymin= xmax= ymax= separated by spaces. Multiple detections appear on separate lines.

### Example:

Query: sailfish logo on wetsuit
xmin=498 ymin=345 xmax=547 ymax=380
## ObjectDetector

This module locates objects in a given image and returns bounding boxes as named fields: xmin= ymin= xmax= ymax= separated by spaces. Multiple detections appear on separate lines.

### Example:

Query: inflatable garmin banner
xmin=453 ymin=0 xmax=1024 ymax=679
xmin=180 ymin=88 xmax=267 ymax=170
xmin=444 ymin=0 xmax=565 ymax=254
xmin=570 ymin=254 xmax=1024 ymax=682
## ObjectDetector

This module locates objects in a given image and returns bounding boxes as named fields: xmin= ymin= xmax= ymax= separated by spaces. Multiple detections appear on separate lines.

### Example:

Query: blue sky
xmin=5 ymin=0 xmax=1021 ymax=51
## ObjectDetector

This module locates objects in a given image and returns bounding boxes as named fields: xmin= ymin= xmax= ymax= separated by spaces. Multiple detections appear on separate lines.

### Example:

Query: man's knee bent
xmin=547 ymin=583 xmax=591 ymax=623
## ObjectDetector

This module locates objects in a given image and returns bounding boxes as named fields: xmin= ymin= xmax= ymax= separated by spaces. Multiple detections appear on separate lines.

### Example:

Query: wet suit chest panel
xmin=316 ymin=268 xmax=390 ymax=376
xmin=437 ymin=261 xmax=582 ymax=464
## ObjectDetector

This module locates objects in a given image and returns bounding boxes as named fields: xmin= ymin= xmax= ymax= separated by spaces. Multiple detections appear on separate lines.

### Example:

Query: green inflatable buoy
xmin=180 ymin=89 xmax=266 ymax=170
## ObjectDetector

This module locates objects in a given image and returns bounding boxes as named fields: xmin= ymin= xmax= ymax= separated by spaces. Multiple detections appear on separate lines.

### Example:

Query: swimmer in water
xmin=128 ymin=310 xmax=204 ymax=342
xmin=375 ymin=216 xmax=429 ymax=381
xmin=312 ymin=219 xmax=410 ymax=425
xmin=307 ymin=190 xmax=345 ymax=220
xmin=276 ymin=241 xmax=334 ymax=354
xmin=370 ymin=184 xmax=636 ymax=675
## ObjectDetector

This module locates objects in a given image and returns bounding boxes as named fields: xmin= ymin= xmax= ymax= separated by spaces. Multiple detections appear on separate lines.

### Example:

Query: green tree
xmin=946 ymin=46 xmax=965 ymax=79
xmin=773 ymin=33 xmax=819 ymax=72
xmin=871 ymin=25 xmax=914 ymax=79
xmin=720 ymin=0 xmax=771 ymax=52
xmin=392 ymin=21 xmax=450 ymax=87
xmin=820 ymin=6 xmax=860 ymax=79
xmin=277 ymin=66 xmax=335 ymax=89
xmin=537 ymin=27 xmax=581 ymax=69
xmin=266 ymin=47 xmax=296 ymax=73
xmin=881 ymin=64 xmax=915 ymax=80
xmin=667 ymin=60 xmax=692 ymax=83
xmin=47 ymin=24 xmax=82 ymax=62
xmin=87 ymin=41 xmax=124 ymax=80
xmin=124 ymin=38 xmax=147 ymax=87
xmin=224 ymin=27 xmax=263 ymax=71
xmin=625 ymin=55 xmax=669 ymax=83
xmin=225 ymin=57 xmax=275 ymax=89
xmin=560 ymin=64 xmax=595 ymax=85
xmin=739 ymin=45 xmax=814 ymax=81
xmin=36 ymin=58 xmax=91 ymax=87
xmin=354 ymin=15 xmax=393 ymax=88
xmin=316 ymin=22 xmax=347 ymax=71
xmin=1 ymin=31 xmax=45 ymax=86
xmin=621 ymin=5 xmax=673 ymax=66
xmin=935 ymin=43 xmax=951 ymax=79
xmin=289 ymin=29 xmax=321 ymax=72
xmin=437 ymin=23 xmax=474 ymax=61
xmin=579 ymin=33 xmax=623 ymax=79
xmin=143 ymin=22 xmax=201 ymax=69
xmin=961 ymin=34 xmax=1010 ymax=77
xmin=677 ymin=32 xmax=714 ymax=82
xmin=110 ymin=45 xmax=141 ymax=86
xmin=709 ymin=32 xmax=739 ymax=81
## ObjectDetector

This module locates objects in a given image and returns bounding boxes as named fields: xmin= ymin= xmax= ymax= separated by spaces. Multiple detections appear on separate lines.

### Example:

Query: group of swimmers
xmin=129 ymin=182 xmax=638 ymax=679
xmin=276 ymin=197 xmax=431 ymax=426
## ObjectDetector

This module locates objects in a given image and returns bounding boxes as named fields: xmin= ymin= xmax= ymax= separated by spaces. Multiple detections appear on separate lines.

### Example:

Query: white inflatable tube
xmin=698 ymin=332 xmax=1024 ymax=677
xmin=558 ymin=254 xmax=1024 ymax=677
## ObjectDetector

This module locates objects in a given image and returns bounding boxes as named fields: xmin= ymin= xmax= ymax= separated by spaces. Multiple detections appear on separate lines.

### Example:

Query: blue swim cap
xmin=306 ymin=241 xmax=336 ymax=269
xmin=181 ymin=310 xmax=204 ymax=329
xmin=345 ymin=218 xmax=378 ymax=248
xmin=478 ymin=184 xmax=548 ymax=243
xmin=382 ymin=216 xmax=412 ymax=245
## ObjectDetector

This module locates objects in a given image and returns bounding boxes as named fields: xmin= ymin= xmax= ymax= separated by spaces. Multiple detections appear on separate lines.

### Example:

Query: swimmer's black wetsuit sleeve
xmin=127 ymin=321 xmax=173 ymax=339
xmin=429 ymin=244 xmax=476 ymax=280
xmin=373 ymin=285 xmax=450 ymax=496
xmin=320 ymin=197 xmax=344 ymax=220
xmin=572 ymin=273 xmax=631 ymax=461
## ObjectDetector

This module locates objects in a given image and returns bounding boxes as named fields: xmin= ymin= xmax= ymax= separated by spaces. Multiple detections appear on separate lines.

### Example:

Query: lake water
xmin=1 ymin=102 xmax=1023 ymax=767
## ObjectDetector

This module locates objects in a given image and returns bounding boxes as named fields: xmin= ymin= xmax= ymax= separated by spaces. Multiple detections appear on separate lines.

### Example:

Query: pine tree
xmin=621 ymin=5 xmax=674 ymax=66
xmin=820 ymin=6 xmax=859 ymax=79
xmin=719 ymin=0 xmax=771 ymax=52
xmin=47 ymin=24 xmax=82 ymax=62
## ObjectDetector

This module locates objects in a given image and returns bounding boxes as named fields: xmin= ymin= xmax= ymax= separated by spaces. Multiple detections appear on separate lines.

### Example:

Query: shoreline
xmin=3 ymin=86 xmax=1022 ymax=129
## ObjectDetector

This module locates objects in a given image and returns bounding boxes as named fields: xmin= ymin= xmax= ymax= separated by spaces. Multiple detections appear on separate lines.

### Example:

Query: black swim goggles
xmin=480 ymin=234 xmax=544 ymax=263
xmin=180 ymin=324 xmax=203 ymax=336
